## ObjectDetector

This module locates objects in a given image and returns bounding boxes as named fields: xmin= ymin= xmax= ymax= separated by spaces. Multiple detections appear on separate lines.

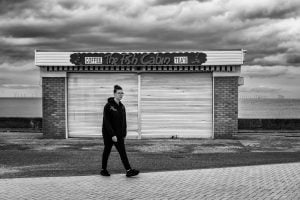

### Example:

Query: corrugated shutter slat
xmin=68 ymin=73 xmax=138 ymax=137
xmin=140 ymin=73 xmax=213 ymax=138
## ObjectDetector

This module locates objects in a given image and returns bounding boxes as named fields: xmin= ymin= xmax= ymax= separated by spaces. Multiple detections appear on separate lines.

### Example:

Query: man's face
xmin=114 ymin=89 xmax=124 ymax=101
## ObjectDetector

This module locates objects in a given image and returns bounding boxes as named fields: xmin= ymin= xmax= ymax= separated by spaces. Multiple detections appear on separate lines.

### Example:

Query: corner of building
xmin=42 ymin=77 xmax=67 ymax=139
xmin=213 ymin=76 xmax=239 ymax=139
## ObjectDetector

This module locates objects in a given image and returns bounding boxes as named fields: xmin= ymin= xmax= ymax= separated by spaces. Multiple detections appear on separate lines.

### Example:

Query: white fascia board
xmin=35 ymin=50 xmax=245 ymax=66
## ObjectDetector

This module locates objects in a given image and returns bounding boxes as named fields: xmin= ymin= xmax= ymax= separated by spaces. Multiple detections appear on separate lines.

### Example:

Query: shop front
xmin=35 ymin=50 xmax=245 ymax=139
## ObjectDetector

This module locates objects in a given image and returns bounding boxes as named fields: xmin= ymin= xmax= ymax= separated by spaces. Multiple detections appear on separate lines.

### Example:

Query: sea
xmin=0 ymin=97 xmax=299 ymax=118
xmin=238 ymin=98 xmax=300 ymax=119
xmin=0 ymin=98 xmax=42 ymax=118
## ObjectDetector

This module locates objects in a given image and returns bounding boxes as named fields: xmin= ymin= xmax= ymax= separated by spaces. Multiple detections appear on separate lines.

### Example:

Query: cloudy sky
xmin=0 ymin=0 xmax=299 ymax=98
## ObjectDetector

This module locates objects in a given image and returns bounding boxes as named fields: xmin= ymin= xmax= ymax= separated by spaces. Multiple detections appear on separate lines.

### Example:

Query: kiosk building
xmin=35 ymin=50 xmax=245 ymax=139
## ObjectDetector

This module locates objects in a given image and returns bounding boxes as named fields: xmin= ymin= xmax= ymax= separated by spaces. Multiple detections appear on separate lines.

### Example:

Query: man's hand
xmin=112 ymin=136 xmax=117 ymax=142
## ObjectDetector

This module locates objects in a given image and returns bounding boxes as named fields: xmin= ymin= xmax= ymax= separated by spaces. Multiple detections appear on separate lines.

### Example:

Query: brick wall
xmin=214 ymin=76 xmax=238 ymax=138
xmin=42 ymin=77 xmax=66 ymax=138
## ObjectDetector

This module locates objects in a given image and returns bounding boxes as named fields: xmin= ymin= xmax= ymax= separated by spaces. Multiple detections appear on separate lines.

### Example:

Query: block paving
xmin=0 ymin=162 xmax=299 ymax=200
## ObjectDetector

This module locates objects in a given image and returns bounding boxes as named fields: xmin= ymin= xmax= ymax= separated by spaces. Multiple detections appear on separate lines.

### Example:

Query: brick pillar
xmin=214 ymin=76 xmax=238 ymax=138
xmin=42 ymin=77 xmax=66 ymax=138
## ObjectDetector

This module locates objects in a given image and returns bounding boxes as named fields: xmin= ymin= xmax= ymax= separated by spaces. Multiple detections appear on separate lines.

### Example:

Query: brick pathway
xmin=1 ymin=162 xmax=299 ymax=200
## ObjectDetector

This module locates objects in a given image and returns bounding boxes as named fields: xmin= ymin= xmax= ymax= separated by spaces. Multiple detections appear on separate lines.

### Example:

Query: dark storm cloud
xmin=0 ymin=1 xmax=108 ymax=64
xmin=287 ymin=55 xmax=300 ymax=65
xmin=0 ymin=0 xmax=35 ymax=15
xmin=54 ymin=1 xmax=221 ymax=49
xmin=0 ymin=0 xmax=299 ymax=97
xmin=0 ymin=0 xmax=75 ymax=19
xmin=0 ymin=0 xmax=299 ymax=68
xmin=0 ymin=6 xmax=101 ymax=39
xmin=153 ymin=0 xmax=212 ymax=6
xmin=58 ymin=0 xmax=85 ymax=10
xmin=236 ymin=4 xmax=300 ymax=20
xmin=2 ymin=25 xmax=65 ymax=38
xmin=243 ymin=66 xmax=288 ymax=78
xmin=244 ymin=47 xmax=289 ymax=65
xmin=0 ymin=46 xmax=33 ymax=64
xmin=251 ymin=52 xmax=300 ymax=67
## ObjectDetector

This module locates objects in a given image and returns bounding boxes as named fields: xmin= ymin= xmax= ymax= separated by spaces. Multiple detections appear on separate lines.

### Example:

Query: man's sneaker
xmin=126 ymin=169 xmax=139 ymax=177
xmin=100 ymin=169 xmax=110 ymax=176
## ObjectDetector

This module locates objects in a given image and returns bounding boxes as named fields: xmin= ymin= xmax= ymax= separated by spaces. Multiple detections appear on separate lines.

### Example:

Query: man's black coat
xmin=102 ymin=97 xmax=127 ymax=139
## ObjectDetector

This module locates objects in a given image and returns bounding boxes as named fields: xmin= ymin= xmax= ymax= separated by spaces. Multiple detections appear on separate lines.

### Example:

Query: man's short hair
xmin=114 ymin=85 xmax=123 ymax=93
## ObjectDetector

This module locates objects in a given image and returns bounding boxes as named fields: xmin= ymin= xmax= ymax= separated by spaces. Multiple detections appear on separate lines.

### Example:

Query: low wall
xmin=1 ymin=118 xmax=300 ymax=132
xmin=238 ymin=119 xmax=300 ymax=130
xmin=0 ymin=117 xmax=42 ymax=132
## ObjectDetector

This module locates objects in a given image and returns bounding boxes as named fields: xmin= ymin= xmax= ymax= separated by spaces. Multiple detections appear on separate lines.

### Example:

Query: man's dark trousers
xmin=102 ymin=137 xmax=131 ymax=170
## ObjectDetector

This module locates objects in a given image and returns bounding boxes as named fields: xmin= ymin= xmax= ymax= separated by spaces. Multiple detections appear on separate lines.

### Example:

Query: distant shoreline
xmin=0 ymin=97 xmax=42 ymax=99
xmin=239 ymin=98 xmax=300 ymax=100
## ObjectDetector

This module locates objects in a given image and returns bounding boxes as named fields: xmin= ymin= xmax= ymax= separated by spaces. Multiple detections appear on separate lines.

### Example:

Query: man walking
xmin=101 ymin=85 xmax=139 ymax=177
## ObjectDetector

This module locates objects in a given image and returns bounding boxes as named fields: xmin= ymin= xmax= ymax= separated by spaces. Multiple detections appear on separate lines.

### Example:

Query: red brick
xmin=214 ymin=76 xmax=238 ymax=139
xmin=42 ymin=77 xmax=66 ymax=139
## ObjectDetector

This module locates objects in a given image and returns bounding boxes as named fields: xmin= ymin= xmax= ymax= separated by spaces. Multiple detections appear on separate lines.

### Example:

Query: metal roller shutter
xmin=68 ymin=73 xmax=138 ymax=137
xmin=140 ymin=73 xmax=213 ymax=138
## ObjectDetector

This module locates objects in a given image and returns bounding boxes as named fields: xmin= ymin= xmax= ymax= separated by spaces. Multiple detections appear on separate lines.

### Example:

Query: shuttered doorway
xmin=140 ymin=73 xmax=213 ymax=138
xmin=68 ymin=73 xmax=138 ymax=137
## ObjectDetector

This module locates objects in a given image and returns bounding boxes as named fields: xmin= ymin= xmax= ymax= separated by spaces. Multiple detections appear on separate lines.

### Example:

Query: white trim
xmin=212 ymin=74 xmax=215 ymax=139
xmin=34 ymin=50 xmax=36 ymax=66
xmin=35 ymin=50 xmax=245 ymax=66
xmin=212 ymin=72 xmax=240 ymax=77
xmin=137 ymin=74 xmax=142 ymax=139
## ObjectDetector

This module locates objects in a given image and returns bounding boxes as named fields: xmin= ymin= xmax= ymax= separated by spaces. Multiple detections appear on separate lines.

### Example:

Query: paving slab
xmin=0 ymin=162 xmax=299 ymax=200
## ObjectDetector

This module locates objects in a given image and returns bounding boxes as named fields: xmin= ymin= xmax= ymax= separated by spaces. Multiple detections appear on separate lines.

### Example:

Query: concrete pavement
xmin=0 ymin=162 xmax=299 ymax=200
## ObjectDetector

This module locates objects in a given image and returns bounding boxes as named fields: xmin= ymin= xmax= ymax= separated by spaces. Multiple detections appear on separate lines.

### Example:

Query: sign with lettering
xmin=85 ymin=57 xmax=102 ymax=64
xmin=174 ymin=56 xmax=188 ymax=64
xmin=70 ymin=52 xmax=207 ymax=66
